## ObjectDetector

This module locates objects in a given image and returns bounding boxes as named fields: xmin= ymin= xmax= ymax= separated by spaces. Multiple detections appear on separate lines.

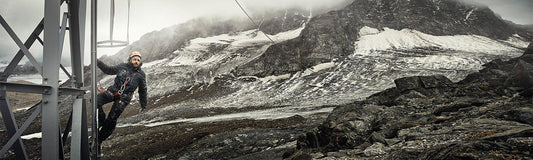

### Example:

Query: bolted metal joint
xmin=43 ymin=89 xmax=51 ymax=95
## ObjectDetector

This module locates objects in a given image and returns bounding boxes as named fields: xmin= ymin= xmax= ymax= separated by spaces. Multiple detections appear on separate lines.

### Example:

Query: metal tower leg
xmin=69 ymin=0 xmax=89 ymax=159
xmin=42 ymin=0 xmax=61 ymax=159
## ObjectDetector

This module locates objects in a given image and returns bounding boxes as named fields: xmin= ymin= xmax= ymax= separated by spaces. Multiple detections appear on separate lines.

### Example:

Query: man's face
xmin=131 ymin=58 xmax=141 ymax=67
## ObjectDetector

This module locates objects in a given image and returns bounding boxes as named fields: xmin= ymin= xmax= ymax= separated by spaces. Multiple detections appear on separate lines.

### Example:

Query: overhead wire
xmin=234 ymin=0 xmax=276 ymax=44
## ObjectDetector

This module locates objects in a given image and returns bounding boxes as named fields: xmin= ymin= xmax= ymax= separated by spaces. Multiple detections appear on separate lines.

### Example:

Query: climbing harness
xmin=117 ymin=76 xmax=132 ymax=96
xmin=103 ymin=70 xmax=136 ymax=100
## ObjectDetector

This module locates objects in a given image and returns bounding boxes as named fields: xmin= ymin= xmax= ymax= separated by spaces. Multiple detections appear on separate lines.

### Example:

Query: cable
xmin=234 ymin=0 xmax=275 ymax=44
xmin=110 ymin=0 xmax=115 ymax=44
xmin=127 ymin=0 xmax=131 ymax=43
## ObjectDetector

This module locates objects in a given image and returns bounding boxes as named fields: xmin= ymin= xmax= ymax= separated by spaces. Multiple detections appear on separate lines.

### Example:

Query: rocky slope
xmin=100 ymin=8 xmax=313 ymax=65
xmin=233 ymin=0 xmax=532 ymax=77
xmin=1 ymin=0 xmax=533 ymax=159
xmin=288 ymin=43 xmax=533 ymax=159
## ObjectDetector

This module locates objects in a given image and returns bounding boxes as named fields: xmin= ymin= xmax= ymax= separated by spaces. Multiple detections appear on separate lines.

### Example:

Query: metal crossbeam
xmin=60 ymin=64 xmax=72 ymax=80
xmin=0 ymin=104 xmax=41 ymax=157
xmin=0 ymin=82 xmax=52 ymax=95
xmin=58 ymin=87 xmax=86 ymax=96
xmin=0 ymin=91 xmax=29 ymax=159
xmin=0 ymin=15 xmax=43 ymax=76
xmin=59 ymin=12 xmax=68 ymax=56
xmin=0 ymin=20 xmax=43 ymax=81
xmin=0 ymin=82 xmax=85 ymax=96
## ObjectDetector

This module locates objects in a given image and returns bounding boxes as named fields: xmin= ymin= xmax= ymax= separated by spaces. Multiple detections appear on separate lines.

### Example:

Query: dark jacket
xmin=97 ymin=59 xmax=147 ymax=108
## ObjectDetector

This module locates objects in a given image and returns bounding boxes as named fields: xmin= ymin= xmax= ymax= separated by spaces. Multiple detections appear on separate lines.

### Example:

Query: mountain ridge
xmin=1 ymin=0 xmax=532 ymax=159
xmin=233 ymin=0 xmax=532 ymax=77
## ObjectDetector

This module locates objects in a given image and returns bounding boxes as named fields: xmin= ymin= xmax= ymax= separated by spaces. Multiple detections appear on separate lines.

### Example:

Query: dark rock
xmin=506 ymin=137 xmax=533 ymax=152
xmin=501 ymin=107 xmax=533 ymax=126
xmin=295 ymin=42 xmax=533 ymax=159
xmin=421 ymin=140 xmax=518 ymax=160
xmin=291 ymin=153 xmax=312 ymax=160
xmin=432 ymin=98 xmax=486 ymax=116
xmin=365 ymin=87 xmax=401 ymax=106
xmin=394 ymin=76 xmax=423 ymax=92
xmin=518 ymin=54 xmax=533 ymax=64
xmin=482 ymin=59 xmax=504 ymax=69
xmin=282 ymin=148 xmax=298 ymax=159
xmin=363 ymin=142 xmax=386 ymax=156
xmin=369 ymin=132 xmax=387 ymax=145
xmin=297 ymin=104 xmax=386 ymax=150
xmin=393 ymin=90 xmax=427 ymax=105
xmin=296 ymin=130 xmax=328 ymax=149
xmin=482 ymin=128 xmax=533 ymax=141
xmin=394 ymin=75 xmax=456 ymax=97
xmin=419 ymin=75 xmax=455 ymax=88
xmin=505 ymin=60 xmax=533 ymax=89
xmin=394 ymin=75 xmax=455 ymax=93
xmin=525 ymin=42 xmax=533 ymax=55
xmin=519 ymin=88 xmax=533 ymax=97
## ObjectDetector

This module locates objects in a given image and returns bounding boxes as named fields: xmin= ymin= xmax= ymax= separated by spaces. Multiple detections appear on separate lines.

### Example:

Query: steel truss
xmin=0 ymin=0 xmax=93 ymax=159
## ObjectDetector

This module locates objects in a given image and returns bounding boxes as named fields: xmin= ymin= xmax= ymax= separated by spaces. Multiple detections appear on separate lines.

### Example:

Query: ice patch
xmin=302 ymin=62 xmax=337 ymax=77
xmin=465 ymin=9 xmax=475 ymax=21
xmin=21 ymin=132 xmax=42 ymax=139
xmin=15 ymin=107 xmax=32 ymax=112
xmin=168 ymin=26 xmax=305 ymax=67
xmin=259 ymin=74 xmax=291 ymax=82
xmin=358 ymin=26 xmax=380 ymax=36
xmin=505 ymin=34 xmax=530 ymax=47
xmin=119 ymin=106 xmax=334 ymax=127
xmin=354 ymin=27 xmax=527 ymax=55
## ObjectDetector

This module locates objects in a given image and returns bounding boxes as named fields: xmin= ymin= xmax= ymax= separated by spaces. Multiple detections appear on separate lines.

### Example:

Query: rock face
xmin=233 ymin=0 xmax=532 ymax=77
xmin=100 ymin=8 xmax=311 ymax=65
xmin=289 ymin=44 xmax=533 ymax=159
xmin=2 ymin=0 xmax=532 ymax=159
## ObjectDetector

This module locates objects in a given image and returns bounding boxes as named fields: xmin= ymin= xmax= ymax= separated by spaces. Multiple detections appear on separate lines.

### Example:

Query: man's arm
xmin=138 ymin=71 xmax=148 ymax=110
xmin=97 ymin=59 xmax=119 ymax=75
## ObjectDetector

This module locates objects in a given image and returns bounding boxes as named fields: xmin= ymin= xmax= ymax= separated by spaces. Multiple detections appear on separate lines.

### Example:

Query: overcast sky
xmin=0 ymin=0 xmax=532 ymax=66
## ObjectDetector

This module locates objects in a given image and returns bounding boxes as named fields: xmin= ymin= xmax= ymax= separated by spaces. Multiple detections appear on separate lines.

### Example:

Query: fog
xmin=0 ymin=0 xmax=351 ymax=66
xmin=458 ymin=0 xmax=533 ymax=25
xmin=0 ymin=0 xmax=531 ymax=66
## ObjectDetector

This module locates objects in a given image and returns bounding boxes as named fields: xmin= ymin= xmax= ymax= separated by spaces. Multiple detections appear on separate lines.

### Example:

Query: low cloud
xmin=457 ymin=0 xmax=533 ymax=24
xmin=1 ymin=0 xmax=531 ymax=66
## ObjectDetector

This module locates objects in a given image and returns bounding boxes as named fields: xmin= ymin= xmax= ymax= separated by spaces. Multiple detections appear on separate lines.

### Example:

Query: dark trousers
xmin=96 ymin=91 xmax=132 ymax=143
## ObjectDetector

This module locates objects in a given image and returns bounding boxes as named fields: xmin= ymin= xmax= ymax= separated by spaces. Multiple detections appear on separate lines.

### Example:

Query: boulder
xmin=525 ymin=42 xmax=533 ymax=55
xmin=394 ymin=75 xmax=455 ymax=93
xmin=501 ymin=107 xmax=533 ymax=126
xmin=394 ymin=76 xmax=422 ymax=92
xmin=419 ymin=75 xmax=455 ymax=88
xmin=505 ymin=60 xmax=533 ymax=89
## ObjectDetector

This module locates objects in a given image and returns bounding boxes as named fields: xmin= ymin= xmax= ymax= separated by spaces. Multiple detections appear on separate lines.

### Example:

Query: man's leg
xmin=96 ymin=92 xmax=114 ymax=127
xmin=98 ymin=94 xmax=132 ymax=143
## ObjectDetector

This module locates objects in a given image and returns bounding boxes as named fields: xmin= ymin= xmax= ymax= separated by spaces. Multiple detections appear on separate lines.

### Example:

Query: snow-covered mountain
xmin=5 ymin=0 xmax=532 ymax=159
xmin=109 ymin=0 xmax=531 ymax=127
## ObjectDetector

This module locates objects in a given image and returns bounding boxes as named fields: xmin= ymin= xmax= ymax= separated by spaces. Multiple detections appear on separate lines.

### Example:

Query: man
xmin=96 ymin=51 xmax=147 ymax=144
